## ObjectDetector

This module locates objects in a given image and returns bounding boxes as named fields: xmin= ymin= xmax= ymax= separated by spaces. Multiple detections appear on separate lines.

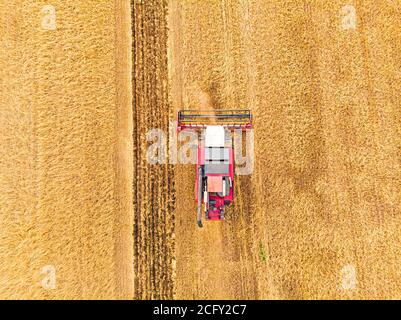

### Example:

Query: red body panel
xmin=195 ymin=145 xmax=235 ymax=221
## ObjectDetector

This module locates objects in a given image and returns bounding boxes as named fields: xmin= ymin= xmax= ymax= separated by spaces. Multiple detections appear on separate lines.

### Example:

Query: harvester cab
xmin=177 ymin=110 xmax=252 ymax=227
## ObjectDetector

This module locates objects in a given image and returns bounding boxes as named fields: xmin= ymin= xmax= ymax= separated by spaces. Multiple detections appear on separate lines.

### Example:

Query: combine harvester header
xmin=177 ymin=109 xmax=252 ymax=131
xmin=177 ymin=109 xmax=253 ymax=227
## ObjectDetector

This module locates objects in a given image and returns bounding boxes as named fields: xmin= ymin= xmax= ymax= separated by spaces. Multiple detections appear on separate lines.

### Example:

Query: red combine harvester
xmin=177 ymin=110 xmax=252 ymax=227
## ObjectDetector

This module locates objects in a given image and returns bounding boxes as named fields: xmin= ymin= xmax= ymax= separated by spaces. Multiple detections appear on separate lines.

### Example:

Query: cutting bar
xmin=177 ymin=109 xmax=252 ymax=130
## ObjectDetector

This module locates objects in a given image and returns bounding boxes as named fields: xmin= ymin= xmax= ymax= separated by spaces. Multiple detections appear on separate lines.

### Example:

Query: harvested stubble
xmin=132 ymin=0 xmax=175 ymax=299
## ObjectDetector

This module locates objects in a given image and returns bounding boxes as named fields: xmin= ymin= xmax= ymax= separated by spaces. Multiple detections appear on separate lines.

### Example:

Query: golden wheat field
xmin=0 ymin=0 xmax=133 ymax=299
xmin=0 ymin=0 xmax=400 ymax=300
